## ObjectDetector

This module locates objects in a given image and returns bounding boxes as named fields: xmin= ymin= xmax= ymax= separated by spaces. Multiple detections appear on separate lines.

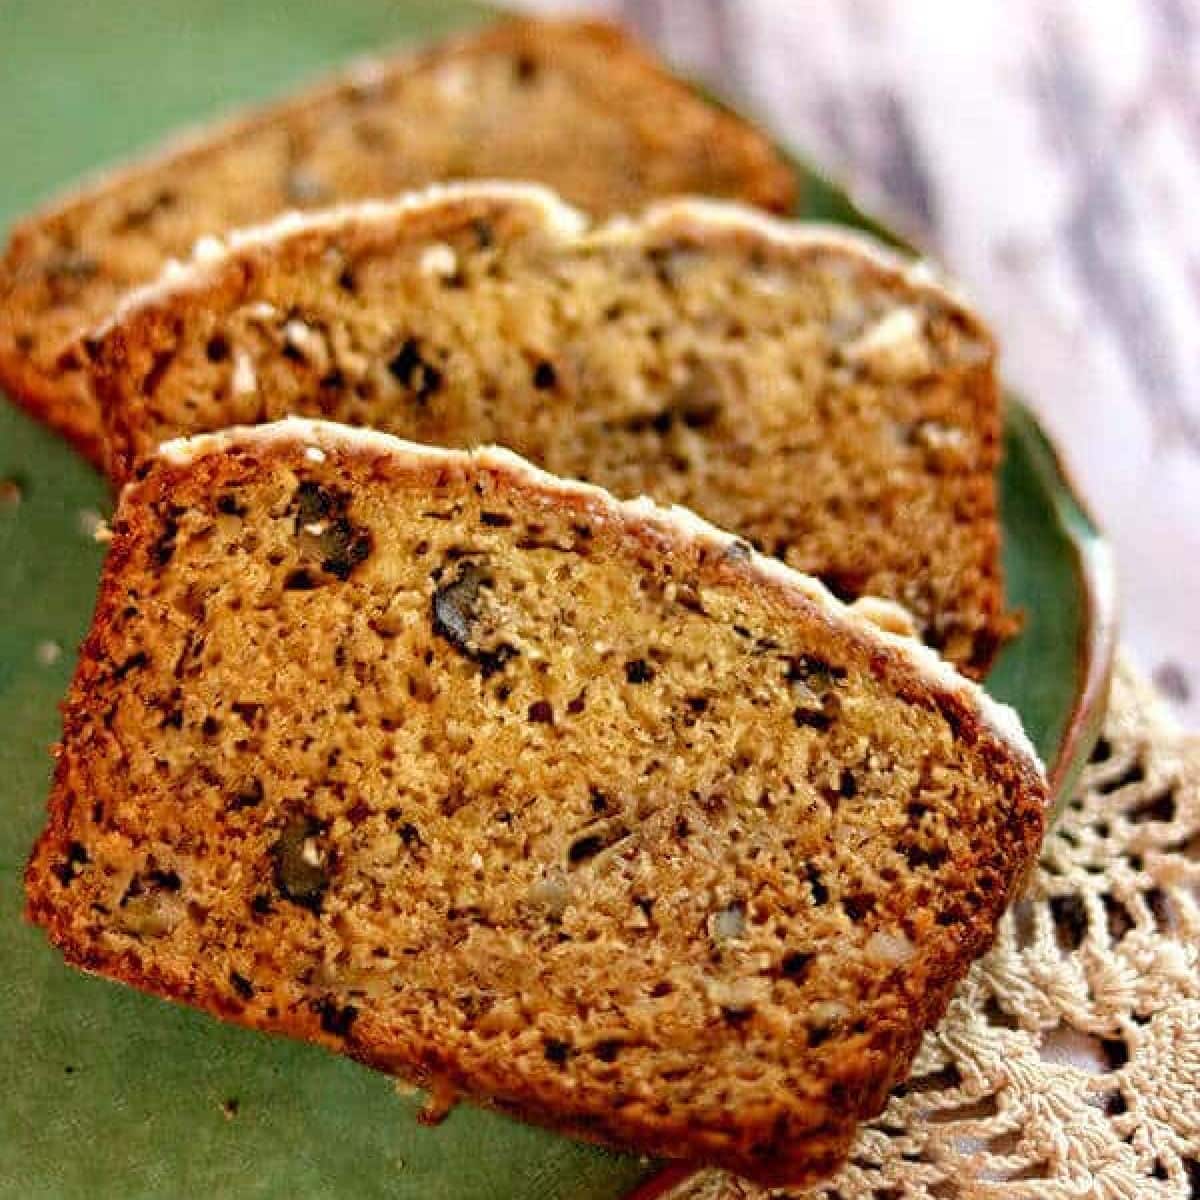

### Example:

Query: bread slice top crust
xmin=0 ymin=16 xmax=795 ymax=464
xmin=26 ymin=418 xmax=1044 ymax=1186
xmin=97 ymin=183 xmax=1013 ymax=677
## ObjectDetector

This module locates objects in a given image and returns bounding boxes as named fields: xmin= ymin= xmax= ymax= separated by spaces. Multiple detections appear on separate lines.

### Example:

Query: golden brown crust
xmin=0 ymin=16 xmax=796 ymax=465
xmin=26 ymin=426 xmax=1043 ymax=1185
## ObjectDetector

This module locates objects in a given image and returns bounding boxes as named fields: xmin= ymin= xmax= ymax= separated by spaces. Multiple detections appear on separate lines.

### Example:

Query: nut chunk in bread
xmin=25 ymin=420 xmax=1045 ymax=1187
xmin=97 ymin=185 xmax=1012 ymax=676
xmin=0 ymin=16 xmax=794 ymax=466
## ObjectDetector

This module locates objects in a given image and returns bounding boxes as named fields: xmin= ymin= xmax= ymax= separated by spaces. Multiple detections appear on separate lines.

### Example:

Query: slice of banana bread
xmin=97 ymin=184 xmax=1012 ymax=676
xmin=26 ymin=418 xmax=1045 ymax=1186
xmin=0 ymin=16 xmax=794 ymax=466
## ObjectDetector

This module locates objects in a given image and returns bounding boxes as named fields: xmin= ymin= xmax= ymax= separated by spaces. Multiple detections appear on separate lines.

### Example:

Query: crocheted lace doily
xmin=667 ymin=656 xmax=1200 ymax=1200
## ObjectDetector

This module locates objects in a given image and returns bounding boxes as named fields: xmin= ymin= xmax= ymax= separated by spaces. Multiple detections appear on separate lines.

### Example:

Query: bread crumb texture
xmin=25 ymin=431 xmax=1044 ymax=1185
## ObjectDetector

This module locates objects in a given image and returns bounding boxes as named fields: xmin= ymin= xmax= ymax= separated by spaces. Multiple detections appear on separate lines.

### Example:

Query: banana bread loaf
xmin=26 ymin=418 xmax=1045 ymax=1186
xmin=96 ymin=184 xmax=1012 ymax=675
xmin=0 ymin=16 xmax=794 ymax=464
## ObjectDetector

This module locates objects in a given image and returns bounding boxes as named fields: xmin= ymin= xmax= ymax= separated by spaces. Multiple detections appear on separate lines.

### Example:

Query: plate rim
xmin=1003 ymin=399 xmax=1118 ymax=807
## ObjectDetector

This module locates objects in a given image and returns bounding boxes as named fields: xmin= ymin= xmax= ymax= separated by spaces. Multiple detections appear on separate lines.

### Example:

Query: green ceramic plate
xmin=0 ymin=2 xmax=1115 ymax=1196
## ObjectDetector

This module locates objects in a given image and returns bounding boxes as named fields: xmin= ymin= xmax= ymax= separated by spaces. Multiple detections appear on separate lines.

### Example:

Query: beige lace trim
xmin=668 ymin=657 xmax=1200 ymax=1199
